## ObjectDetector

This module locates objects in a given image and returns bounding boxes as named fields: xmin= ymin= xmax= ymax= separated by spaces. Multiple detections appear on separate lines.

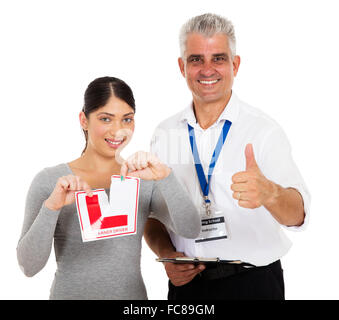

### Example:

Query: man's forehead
xmin=185 ymin=32 xmax=230 ymax=56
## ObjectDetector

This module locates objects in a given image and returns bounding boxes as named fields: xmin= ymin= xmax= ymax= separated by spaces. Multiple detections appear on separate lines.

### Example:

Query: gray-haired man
xmin=144 ymin=13 xmax=310 ymax=300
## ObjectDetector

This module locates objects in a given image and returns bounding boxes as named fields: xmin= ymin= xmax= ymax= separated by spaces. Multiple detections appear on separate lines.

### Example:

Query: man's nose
xmin=199 ymin=61 xmax=215 ymax=77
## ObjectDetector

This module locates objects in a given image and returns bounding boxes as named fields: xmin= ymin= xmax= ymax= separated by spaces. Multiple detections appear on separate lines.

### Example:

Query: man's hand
xmin=231 ymin=144 xmax=305 ymax=226
xmin=231 ymin=144 xmax=277 ymax=209
xmin=163 ymin=252 xmax=205 ymax=286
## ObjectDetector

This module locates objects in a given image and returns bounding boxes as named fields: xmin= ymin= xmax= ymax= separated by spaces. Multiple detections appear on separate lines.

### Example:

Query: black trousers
xmin=168 ymin=260 xmax=284 ymax=300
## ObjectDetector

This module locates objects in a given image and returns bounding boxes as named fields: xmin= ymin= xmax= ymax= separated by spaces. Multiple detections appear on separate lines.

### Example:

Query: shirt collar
xmin=180 ymin=91 xmax=240 ymax=128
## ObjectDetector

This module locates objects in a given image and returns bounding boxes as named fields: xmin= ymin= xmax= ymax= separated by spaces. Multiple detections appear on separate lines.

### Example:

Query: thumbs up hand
xmin=244 ymin=143 xmax=259 ymax=171
xmin=231 ymin=144 xmax=276 ymax=209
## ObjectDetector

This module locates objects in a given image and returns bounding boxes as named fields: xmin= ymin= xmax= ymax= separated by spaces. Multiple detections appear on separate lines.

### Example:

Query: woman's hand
xmin=45 ymin=175 xmax=93 ymax=211
xmin=120 ymin=151 xmax=171 ymax=181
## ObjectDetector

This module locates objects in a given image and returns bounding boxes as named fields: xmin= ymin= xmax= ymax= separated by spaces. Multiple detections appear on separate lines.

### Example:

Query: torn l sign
xmin=75 ymin=175 xmax=140 ymax=242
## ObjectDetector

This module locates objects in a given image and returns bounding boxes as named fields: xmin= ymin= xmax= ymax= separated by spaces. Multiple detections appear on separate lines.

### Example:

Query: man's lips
xmin=197 ymin=79 xmax=220 ymax=85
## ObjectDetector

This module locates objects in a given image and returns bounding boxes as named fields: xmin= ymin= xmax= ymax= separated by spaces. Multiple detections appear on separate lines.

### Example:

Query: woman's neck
xmin=71 ymin=149 xmax=122 ymax=175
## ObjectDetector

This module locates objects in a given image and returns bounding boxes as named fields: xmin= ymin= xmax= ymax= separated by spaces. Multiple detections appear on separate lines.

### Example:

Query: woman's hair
xmin=179 ymin=13 xmax=236 ymax=59
xmin=81 ymin=76 xmax=136 ymax=155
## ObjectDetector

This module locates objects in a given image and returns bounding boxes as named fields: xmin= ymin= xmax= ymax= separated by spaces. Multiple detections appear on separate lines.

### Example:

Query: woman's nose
xmin=109 ymin=121 xmax=123 ymax=135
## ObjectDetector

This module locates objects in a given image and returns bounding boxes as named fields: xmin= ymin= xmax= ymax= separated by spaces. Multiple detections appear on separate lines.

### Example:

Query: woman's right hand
xmin=45 ymin=175 xmax=93 ymax=211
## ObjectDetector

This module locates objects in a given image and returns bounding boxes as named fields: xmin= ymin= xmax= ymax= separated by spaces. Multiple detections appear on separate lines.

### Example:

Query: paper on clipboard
xmin=75 ymin=175 xmax=140 ymax=242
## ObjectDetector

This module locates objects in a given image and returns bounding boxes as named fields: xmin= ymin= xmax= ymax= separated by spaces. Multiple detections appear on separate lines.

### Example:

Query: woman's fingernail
xmin=121 ymin=176 xmax=124 ymax=181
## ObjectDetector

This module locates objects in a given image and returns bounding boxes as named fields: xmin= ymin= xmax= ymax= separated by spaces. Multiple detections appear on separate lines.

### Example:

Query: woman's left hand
xmin=120 ymin=151 xmax=171 ymax=180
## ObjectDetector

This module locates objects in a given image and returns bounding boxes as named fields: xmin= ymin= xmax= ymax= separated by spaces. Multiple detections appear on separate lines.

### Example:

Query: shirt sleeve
xmin=259 ymin=125 xmax=311 ymax=231
xmin=148 ymin=127 xmax=165 ymax=222
xmin=149 ymin=171 xmax=200 ymax=239
xmin=150 ymin=127 xmax=162 ymax=160
xmin=16 ymin=169 xmax=60 ymax=277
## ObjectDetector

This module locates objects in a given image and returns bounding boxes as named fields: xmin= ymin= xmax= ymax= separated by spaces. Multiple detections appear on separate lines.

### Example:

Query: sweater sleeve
xmin=149 ymin=171 xmax=200 ymax=239
xmin=17 ymin=169 xmax=60 ymax=277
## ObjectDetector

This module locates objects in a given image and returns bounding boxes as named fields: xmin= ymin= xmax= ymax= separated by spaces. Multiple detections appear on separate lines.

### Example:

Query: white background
xmin=1 ymin=0 xmax=338 ymax=300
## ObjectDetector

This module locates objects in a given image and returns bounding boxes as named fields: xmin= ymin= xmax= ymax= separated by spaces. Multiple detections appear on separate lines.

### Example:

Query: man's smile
xmin=197 ymin=79 xmax=220 ymax=85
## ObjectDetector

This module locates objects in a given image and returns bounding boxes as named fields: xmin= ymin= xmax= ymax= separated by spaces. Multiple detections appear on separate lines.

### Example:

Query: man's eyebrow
xmin=187 ymin=53 xmax=229 ymax=60
xmin=212 ymin=53 xmax=229 ymax=58
xmin=187 ymin=54 xmax=203 ymax=60
xmin=97 ymin=112 xmax=135 ymax=117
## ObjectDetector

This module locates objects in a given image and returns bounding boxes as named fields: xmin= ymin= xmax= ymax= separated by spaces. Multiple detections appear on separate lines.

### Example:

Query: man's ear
xmin=79 ymin=111 xmax=88 ymax=130
xmin=178 ymin=57 xmax=186 ymax=77
xmin=232 ymin=55 xmax=241 ymax=77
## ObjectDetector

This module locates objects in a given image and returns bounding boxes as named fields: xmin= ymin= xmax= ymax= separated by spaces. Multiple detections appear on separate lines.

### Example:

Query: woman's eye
xmin=123 ymin=118 xmax=134 ymax=123
xmin=100 ymin=117 xmax=110 ymax=122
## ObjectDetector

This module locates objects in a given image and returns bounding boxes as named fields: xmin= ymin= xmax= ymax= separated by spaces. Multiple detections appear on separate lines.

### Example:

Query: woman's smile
xmin=105 ymin=137 xmax=126 ymax=149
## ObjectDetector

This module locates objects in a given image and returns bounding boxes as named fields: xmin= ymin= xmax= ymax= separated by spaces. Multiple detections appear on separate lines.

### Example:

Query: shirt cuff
xmin=282 ymin=185 xmax=310 ymax=231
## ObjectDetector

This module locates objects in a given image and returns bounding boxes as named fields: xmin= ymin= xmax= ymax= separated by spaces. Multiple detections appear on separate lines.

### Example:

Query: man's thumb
xmin=245 ymin=143 xmax=258 ymax=171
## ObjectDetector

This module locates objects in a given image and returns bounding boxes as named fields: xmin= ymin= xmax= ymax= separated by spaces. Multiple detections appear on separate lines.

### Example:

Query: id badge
xmin=195 ymin=206 xmax=228 ymax=243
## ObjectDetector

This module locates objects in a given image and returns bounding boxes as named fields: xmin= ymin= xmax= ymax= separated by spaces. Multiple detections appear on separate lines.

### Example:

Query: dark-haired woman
xmin=17 ymin=77 xmax=200 ymax=300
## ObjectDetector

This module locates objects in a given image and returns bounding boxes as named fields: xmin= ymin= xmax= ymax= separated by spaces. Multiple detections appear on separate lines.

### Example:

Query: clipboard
xmin=156 ymin=257 xmax=244 ymax=265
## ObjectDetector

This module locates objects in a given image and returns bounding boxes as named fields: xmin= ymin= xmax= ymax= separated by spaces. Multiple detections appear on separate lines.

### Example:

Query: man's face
xmin=178 ymin=33 xmax=240 ymax=105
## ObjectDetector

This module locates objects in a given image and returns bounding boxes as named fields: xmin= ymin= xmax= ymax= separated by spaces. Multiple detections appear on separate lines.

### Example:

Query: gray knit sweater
xmin=17 ymin=163 xmax=200 ymax=300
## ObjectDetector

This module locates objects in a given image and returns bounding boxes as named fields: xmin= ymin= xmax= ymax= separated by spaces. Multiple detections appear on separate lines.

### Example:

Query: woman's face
xmin=80 ymin=94 xmax=135 ymax=159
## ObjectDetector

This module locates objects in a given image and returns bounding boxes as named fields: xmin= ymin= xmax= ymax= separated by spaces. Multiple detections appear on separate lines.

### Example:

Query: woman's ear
xmin=79 ymin=111 xmax=88 ymax=130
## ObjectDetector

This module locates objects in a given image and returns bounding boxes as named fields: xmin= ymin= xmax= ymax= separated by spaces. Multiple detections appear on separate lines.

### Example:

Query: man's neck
xmin=193 ymin=93 xmax=232 ymax=130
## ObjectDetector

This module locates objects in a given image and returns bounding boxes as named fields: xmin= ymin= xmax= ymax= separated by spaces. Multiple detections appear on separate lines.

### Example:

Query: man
xmin=144 ymin=13 xmax=310 ymax=300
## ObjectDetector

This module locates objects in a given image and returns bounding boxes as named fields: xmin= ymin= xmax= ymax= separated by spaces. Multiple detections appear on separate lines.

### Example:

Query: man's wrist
xmin=158 ymin=248 xmax=178 ymax=258
xmin=263 ymin=180 xmax=281 ymax=208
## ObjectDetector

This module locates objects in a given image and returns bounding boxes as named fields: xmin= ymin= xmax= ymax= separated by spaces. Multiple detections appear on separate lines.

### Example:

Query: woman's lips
xmin=105 ymin=138 xmax=125 ymax=149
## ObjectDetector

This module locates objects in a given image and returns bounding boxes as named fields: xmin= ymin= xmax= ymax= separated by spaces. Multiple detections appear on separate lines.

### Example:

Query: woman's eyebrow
xmin=97 ymin=112 xmax=134 ymax=117
xmin=97 ymin=112 xmax=114 ymax=117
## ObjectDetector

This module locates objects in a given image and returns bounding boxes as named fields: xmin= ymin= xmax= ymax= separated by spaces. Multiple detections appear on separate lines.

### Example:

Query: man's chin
xmin=195 ymin=93 xmax=227 ymax=104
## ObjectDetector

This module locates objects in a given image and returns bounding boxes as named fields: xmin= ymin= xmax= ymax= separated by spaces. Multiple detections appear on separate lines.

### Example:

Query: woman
xmin=17 ymin=76 xmax=200 ymax=300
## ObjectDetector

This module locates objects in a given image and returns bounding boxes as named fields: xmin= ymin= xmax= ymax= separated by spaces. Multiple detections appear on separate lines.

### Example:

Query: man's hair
xmin=179 ymin=13 xmax=236 ymax=59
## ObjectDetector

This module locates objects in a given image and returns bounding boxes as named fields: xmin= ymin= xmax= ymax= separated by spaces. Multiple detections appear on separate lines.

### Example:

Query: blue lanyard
xmin=188 ymin=120 xmax=232 ymax=206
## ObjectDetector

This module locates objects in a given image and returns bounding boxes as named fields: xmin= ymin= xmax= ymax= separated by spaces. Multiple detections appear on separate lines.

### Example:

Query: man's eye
xmin=189 ymin=57 xmax=202 ymax=63
xmin=215 ymin=56 xmax=229 ymax=64
xmin=214 ymin=56 xmax=226 ymax=62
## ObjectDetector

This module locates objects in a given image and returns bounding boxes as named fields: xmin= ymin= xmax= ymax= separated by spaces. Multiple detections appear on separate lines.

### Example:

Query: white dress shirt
xmin=150 ymin=92 xmax=310 ymax=266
